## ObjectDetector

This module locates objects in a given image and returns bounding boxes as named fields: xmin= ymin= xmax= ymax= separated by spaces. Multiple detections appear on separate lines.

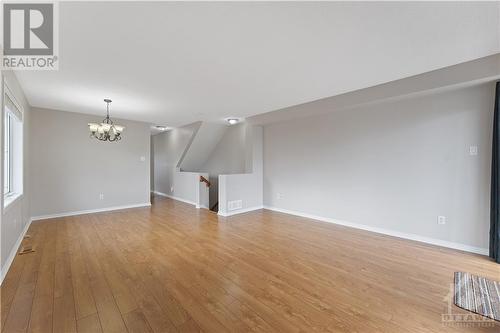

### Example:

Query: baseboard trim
xmin=1 ymin=218 xmax=32 ymax=285
xmin=218 ymin=205 xmax=264 ymax=217
xmin=263 ymin=206 xmax=489 ymax=256
xmin=31 ymin=202 xmax=152 ymax=221
xmin=152 ymin=191 xmax=198 ymax=206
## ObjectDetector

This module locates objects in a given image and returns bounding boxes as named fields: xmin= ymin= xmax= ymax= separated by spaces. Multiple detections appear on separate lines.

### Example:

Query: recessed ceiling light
xmin=226 ymin=118 xmax=239 ymax=125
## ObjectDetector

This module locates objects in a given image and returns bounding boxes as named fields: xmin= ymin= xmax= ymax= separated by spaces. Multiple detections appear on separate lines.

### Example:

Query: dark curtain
xmin=490 ymin=81 xmax=500 ymax=263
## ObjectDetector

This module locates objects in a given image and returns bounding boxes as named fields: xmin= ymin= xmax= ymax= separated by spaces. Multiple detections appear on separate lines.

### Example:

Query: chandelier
xmin=88 ymin=99 xmax=125 ymax=142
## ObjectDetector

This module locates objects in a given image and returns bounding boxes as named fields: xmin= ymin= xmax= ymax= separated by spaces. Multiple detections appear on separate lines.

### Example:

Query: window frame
xmin=3 ymin=81 xmax=24 ymax=209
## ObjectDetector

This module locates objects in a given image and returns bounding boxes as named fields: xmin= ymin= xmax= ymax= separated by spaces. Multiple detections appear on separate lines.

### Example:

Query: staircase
xmin=157 ymin=121 xmax=262 ymax=215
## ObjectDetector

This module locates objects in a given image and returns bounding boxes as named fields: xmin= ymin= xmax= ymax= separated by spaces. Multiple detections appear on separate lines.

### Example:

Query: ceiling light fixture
xmin=88 ymin=99 xmax=125 ymax=142
xmin=156 ymin=125 xmax=168 ymax=131
xmin=226 ymin=118 xmax=239 ymax=125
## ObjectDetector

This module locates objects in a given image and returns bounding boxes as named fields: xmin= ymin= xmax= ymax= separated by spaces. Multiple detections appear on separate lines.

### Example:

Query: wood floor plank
xmin=2 ymin=223 xmax=47 ymax=333
xmin=122 ymin=309 xmax=153 ymax=333
xmin=176 ymin=318 xmax=202 ymax=333
xmin=28 ymin=221 xmax=57 ymax=333
xmin=132 ymin=262 xmax=190 ymax=329
xmin=85 ymin=216 xmax=178 ymax=333
xmin=76 ymin=314 xmax=102 ymax=333
xmin=124 ymin=281 xmax=178 ymax=333
xmin=52 ymin=219 xmax=77 ymax=333
xmin=0 ymin=229 xmax=34 ymax=330
xmin=67 ymin=219 xmax=98 ymax=321
xmin=226 ymin=299 xmax=278 ymax=333
xmin=92 ymin=299 xmax=128 ymax=333
xmin=1 ymin=196 xmax=499 ymax=332
xmin=76 ymin=217 xmax=128 ymax=333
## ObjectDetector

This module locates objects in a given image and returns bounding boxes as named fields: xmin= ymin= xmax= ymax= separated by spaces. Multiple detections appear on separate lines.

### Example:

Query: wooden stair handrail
xmin=200 ymin=176 xmax=210 ymax=187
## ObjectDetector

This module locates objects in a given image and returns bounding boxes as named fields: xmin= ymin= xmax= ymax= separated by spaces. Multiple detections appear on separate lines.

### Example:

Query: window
xmin=4 ymin=112 xmax=12 ymax=195
xmin=3 ymin=87 xmax=23 ymax=207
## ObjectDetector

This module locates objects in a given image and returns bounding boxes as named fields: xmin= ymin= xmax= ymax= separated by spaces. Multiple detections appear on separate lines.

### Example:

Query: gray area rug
xmin=454 ymin=272 xmax=500 ymax=322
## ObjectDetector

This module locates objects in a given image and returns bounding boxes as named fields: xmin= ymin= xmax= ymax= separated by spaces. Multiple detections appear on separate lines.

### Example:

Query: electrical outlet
xmin=469 ymin=146 xmax=478 ymax=156
xmin=437 ymin=216 xmax=446 ymax=225
xmin=99 ymin=193 xmax=104 ymax=200
xmin=170 ymin=186 xmax=174 ymax=193
xmin=277 ymin=193 xmax=284 ymax=200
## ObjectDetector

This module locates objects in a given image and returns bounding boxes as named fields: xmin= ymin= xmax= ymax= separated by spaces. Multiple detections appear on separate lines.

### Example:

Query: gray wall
xmin=152 ymin=122 xmax=250 ymax=208
xmin=219 ymin=125 xmax=264 ymax=216
xmin=151 ymin=122 xmax=199 ymax=196
xmin=150 ymin=136 xmax=155 ymax=191
xmin=1 ymin=71 xmax=32 ymax=279
xmin=30 ymin=108 xmax=151 ymax=217
xmin=179 ymin=122 xmax=226 ymax=172
xmin=264 ymin=83 xmax=494 ymax=250
xmin=201 ymin=123 xmax=247 ymax=207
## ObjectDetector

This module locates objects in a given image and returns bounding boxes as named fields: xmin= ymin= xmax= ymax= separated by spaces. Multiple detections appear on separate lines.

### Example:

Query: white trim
xmin=3 ymin=193 xmax=23 ymax=212
xmin=152 ymin=191 xmax=198 ymax=206
xmin=263 ymin=206 xmax=489 ymax=256
xmin=152 ymin=190 xmax=265 ymax=213
xmin=152 ymin=190 xmax=169 ymax=197
xmin=1 ymin=218 xmax=32 ymax=285
xmin=30 ymin=202 xmax=151 ymax=221
xmin=218 ymin=205 xmax=264 ymax=217
xmin=3 ymin=79 xmax=24 ymax=120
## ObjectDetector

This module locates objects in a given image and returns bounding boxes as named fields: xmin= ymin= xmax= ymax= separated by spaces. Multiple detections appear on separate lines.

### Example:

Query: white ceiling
xmin=13 ymin=1 xmax=500 ymax=127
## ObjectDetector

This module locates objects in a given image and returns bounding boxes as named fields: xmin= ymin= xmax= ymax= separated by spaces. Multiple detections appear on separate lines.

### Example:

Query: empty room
xmin=1 ymin=1 xmax=500 ymax=332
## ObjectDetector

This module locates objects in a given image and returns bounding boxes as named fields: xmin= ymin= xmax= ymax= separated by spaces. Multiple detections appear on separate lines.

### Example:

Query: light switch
xmin=140 ymin=156 xmax=146 ymax=161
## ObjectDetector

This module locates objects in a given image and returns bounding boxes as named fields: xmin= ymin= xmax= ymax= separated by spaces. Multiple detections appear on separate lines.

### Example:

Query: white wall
xmin=1 ymin=71 xmax=32 ymax=281
xmin=30 ymin=108 xmax=151 ymax=218
xmin=263 ymin=83 xmax=495 ymax=251
xmin=168 ymin=169 xmax=209 ymax=208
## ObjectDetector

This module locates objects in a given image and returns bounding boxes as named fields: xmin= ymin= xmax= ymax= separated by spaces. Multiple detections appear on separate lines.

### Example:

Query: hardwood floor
xmin=1 ymin=196 xmax=499 ymax=332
